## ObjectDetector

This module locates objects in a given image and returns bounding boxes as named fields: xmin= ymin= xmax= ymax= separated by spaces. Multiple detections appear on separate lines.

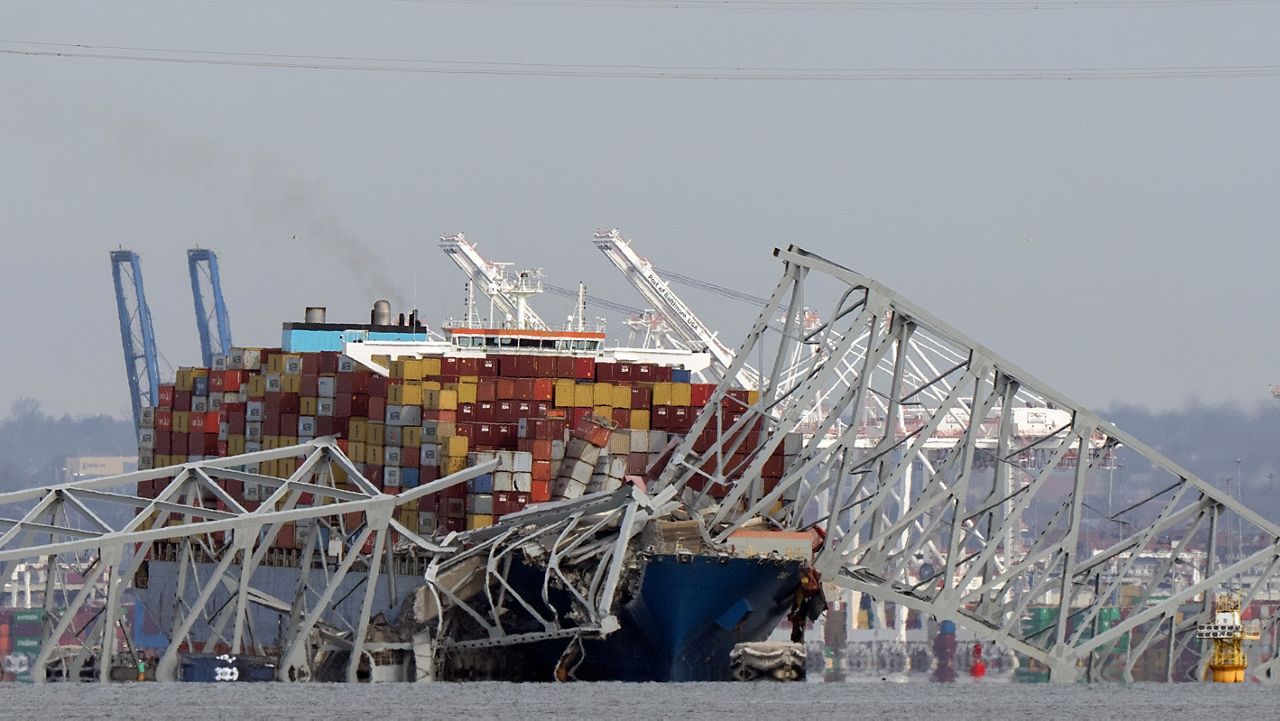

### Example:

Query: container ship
xmin=131 ymin=299 xmax=812 ymax=682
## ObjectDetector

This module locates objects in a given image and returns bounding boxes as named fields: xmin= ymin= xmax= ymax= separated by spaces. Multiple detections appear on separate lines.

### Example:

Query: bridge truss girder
xmin=656 ymin=244 xmax=1280 ymax=682
xmin=0 ymin=439 xmax=489 ymax=683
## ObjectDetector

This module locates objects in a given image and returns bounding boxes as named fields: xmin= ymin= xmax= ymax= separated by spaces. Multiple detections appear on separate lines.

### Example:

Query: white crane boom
xmin=592 ymin=229 xmax=757 ymax=388
xmin=439 ymin=233 xmax=549 ymax=331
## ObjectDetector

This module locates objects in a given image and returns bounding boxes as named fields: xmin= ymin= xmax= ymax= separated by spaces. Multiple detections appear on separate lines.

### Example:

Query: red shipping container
xmin=368 ymin=396 xmax=386 ymax=421
xmin=475 ymin=401 xmax=496 ymax=422
xmin=673 ymin=406 xmax=692 ymax=431
xmin=493 ymin=491 xmax=514 ymax=516
xmin=475 ymin=423 xmax=495 ymax=447
xmin=477 ymin=380 xmax=497 ymax=402
xmin=654 ymin=365 xmax=673 ymax=382
xmin=229 ymin=412 xmax=247 ymax=434
xmin=317 ymin=352 xmax=339 ymax=374
xmin=498 ymin=423 xmax=518 ymax=448
xmin=512 ymin=492 xmax=531 ymax=512
xmin=156 ymin=410 xmax=173 ymax=430
xmin=365 ymin=464 xmax=384 ymax=483
xmin=612 ymin=409 xmax=630 ymax=428
xmin=531 ymin=379 xmax=554 ymax=402
xmin=188 ymin=433 xmax=217 ymax=455
xmin=301 ymin=353 xmax=319 ymax=375
xmin=530 ymin=479 xmax=552 ymax=503
xmin=281 ymin=413 xmax=298 ymax=434
xmin=573 ymin=417 xmax=612 ymax=447
xmin=514 ymin=379 xmax=534 ymax=401
xmin=457 ymin=357 xmax=479 ymax=376
xmin=627 ymin=452 xmax=648 ymax=475
xmin=442 ymin=356 xmax=459 ymax=376
xmin=652 ymin=406 xmax=671 ymax=430
xmin=263 ymin=413 xmax=281 ymax=435
xmin=532 ymin=459 xmax=553 ymax=481
xmin=690 ymin=384 xmax=715 ymax=408
xmin=210 ymin=372 xmax=225 ymax=393
xmin=300 ymin=374 xmax=319 ymax=397
xmin=595 ymin=362 xmax=615 ymax=382
xmin=496 ymin=379 xmax=517 ymax=400
xmin=156 ymin=432 xmax=172 ymax=454
xmin=515 ymin=401 xmax=534 ymax=419
xmin=495 ymin=401 xmax=516 ymax=423
xmin=458 ymin=403 xmax=476 ymax=422
xmin=158 ymin=385 xmax=176 ymax=409
xmin=634 ymin=363 xmax=655 ymax=382
xmin=174 ymin=391 xmax=192 ymax=412
xmin=534 ymin=356 xmax=557 ymax=378
xmin=455 ymin=422 xmax=475 ymax=443
xmin=631 ymin=386 xmax=652 ymax=408
xmin=516 ymin=355 xmax=537 ymax=377
xmin=570 ymin=407 xmax=591 ymax=429
xmin=423 ymin=409 xmax=458 ymax=423
xmin=574 ymin=357 xmax=595 ymax=380
xmin=316 ymin=416 xmax=337 ymax=436
xmin=422 ymin=465 xmax=440 ymax=483
xmin=615 ymin=363 xmax=633 ymax=382
xmin=279 ymin=393 xmax=300 ymax=414
xmin=368 ymin=375 xmax=389 ymax=398
xmin=478 ymin=357 xmax=499 ymax=377
xmin=555 ymin=356 xmax=575 ymax=378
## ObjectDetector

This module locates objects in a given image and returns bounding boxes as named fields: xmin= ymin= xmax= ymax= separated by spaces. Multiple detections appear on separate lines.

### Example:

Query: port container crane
xmin=439 ymin=234 xmax=550 ymax=331
xmin=110 ymin=250 xmax=160 ymax=428
xmin=592 ymin=228 xmax=758 ymax=388
xmin=187 ymin=248 xmax=233 ymax=367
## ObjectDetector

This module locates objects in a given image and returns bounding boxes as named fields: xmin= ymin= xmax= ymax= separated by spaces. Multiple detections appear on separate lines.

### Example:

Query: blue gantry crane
xmin=110 ymin=250 xmax=160 ymax=428
xmin=187 ymin=248 xmax=232 ymax=367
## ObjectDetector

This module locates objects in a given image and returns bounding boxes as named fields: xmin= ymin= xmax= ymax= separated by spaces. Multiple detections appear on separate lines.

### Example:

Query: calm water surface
xmin=2 ymin=680 xmax=1272 ymax=719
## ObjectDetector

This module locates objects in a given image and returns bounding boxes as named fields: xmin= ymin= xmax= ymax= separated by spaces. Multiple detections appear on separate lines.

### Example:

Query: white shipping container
xmin=284 ymin=357 xmax=303 ymax=375
xmin=218 ymin=422 xmax=229 ymax=442
xmin=244 ymin=441 xmax=262 ymax=453
xmin=192 ymin=396 xmax=209 ymax=413
xmin=265 ymin=374 xmax=282 ymax=392
xmin=566 ymin=438 xmax=602 ymax=467
xmin=317 ymin=398 xmax=335 ymax=417
xmin=496 ymin=450 xmax=515 ymax=472
xmin=384 ymin=466 xmax=402 ymax=487
xmin=384 ymin=446 xmax=403 ymax=466
xmin=513 ymin=472 xmax=532 ymax=492
xmin=246 ymin=401 xmax=264 ymax=421
xmin=298 ymin=416 xmax=316 ymax=437
xmin=551 ymin=440 xmax=566 ymax=460
xmin=338 ymin=355 xmax=357 ymax=373
xmin=494 ymin=471 xmax=514 ymax=492
xmin=246 ymin=422 xmax=262 ymax=442
xmin=629 ymin=429 xmax=649 ymax=453
xmin=608 ymin=433 xmax=630 ymax=455
xmin=386 ymin=426 xmax=403 ymax=447
xmin=512 ymin=452 xmax=533 ymax=473
xmin=420 ymin=444 xmax=440 ymax=466
xmin=209 ymin=395 xmax=222 ymax=412
xmin=139 ymin=407 xmax=156 ymax=428
xmin=317 ymin=376 xmax=337 ymax=398
xmin=212 ymin=354 xmax=227 ymax=371
xmin=138 ymin=428 xmax=156 ymax=449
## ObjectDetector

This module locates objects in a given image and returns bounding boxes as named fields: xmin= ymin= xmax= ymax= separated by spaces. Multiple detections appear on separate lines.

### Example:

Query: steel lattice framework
xmin=655 ymin=245 xmax=1280 ymax=682
xmin=0 ymin=440 xmax=492 ymax=683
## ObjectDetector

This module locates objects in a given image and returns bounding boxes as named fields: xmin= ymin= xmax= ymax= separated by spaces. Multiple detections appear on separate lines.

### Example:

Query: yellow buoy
xmin=1196 ymin=594 xmax=1260 ymax=683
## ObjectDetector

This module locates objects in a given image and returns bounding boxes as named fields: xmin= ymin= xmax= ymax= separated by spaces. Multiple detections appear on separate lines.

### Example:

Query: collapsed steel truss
xmin=657 ymin=245 xmax=1280 ymax=682
xmin=0 ymin=440 xmax=491 ymax=683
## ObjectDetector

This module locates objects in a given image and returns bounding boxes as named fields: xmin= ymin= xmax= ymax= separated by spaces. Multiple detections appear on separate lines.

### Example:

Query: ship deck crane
xmin=187 ymin=248 xmax=233 ymax=367
xmin=439 ymin=234 xmax=549 ymax=331
xmin=592 ymin=228 xmax=758 ymax=388
xmin=110 ymin=250 xmax=160 ymax=429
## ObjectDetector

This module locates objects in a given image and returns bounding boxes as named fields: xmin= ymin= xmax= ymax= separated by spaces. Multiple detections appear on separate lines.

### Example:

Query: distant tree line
xmin=0 ymin=398 xmax=136 ymax=491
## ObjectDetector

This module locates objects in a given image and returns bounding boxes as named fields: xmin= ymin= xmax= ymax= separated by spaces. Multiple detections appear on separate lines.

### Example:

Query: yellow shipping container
xmin=424 ymin=380 xmax=442 ymax=391
xmin=278 ymin=435 xmax=298 ymax=447
xmin=260 ymin=459 xmax=277 ymax=477
xmin=300 ymin=397 xmax=318 ymax=416
xmin=467 ymin=514 xmax=495 ymax=530
xmin=422 ymin=357 xmax=442 ymax=377
xmin=403 ymin=427 xmax=423 ymax=448
xmin=367 ymin=423 xmax=385 ymax=447
xmin=459 ymin=374 xmax=479 ymax=384
xmin=438 ymin=389 xmax=458 ymax=411
xmin=443 ymin=435 xmax=469 ymax=457
xmin=173 ymin=411 xmax=190 ymax=433
xmin=574 ymin=384 xmax=594 ymax=408
xmin=277 ymin=458 xmax=297 ymax=477
xmin=248 ymin=375 xmax=267 ymax=396
xmin=398 ymin=507 xmax=420 ymax=533
xmin=175 ymin=369 xmax=194 ymax=392
xmin=402 ymin=383 xmax=424 ymax=406
xmin=611 ymin=385 xmax=631 ymax=409
xmin=593 ymin=405 xmax=613 ymax=418
xmin=348 ymin=441 xmax=365 ymax=464
xmin=631 ymin=409 xmax=651 ymax=431
xmin=671 ymin=383 xmax=692 ymax=406
xmin=348 ymin=419 xmax=367 ymax=442
xmin=653 ymin=382 xmax=672 ymax=406
xmin=592 ymin=383 xmax=613 ymax=406
xmin=442 ymin=456 xmax=468 ymax=475
xmin=554 ymin=380 xmax=576 ymax=407
xmin=228 ymin=436 xmax=245 ymax=455
xmin=456 ymin=383 xmax=477 ymax=404
xmin=283 ymin=374 xmax=302 ymax=393
xmin=748 ymin=390 xmax=761 ymax=405
xmin=371 ymin=354 xmax=391 ymax=371
xmin=280 ymin=354 xmax=302 ymax=375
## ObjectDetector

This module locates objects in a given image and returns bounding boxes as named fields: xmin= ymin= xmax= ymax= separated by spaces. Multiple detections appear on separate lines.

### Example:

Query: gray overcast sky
xmin=1 ymin=0 xmax=1277 ymax=419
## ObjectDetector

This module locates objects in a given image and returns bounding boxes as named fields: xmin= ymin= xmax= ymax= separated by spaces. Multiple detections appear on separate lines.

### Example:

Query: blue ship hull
xmin=442 ymin=553 xmax=807 ymax=682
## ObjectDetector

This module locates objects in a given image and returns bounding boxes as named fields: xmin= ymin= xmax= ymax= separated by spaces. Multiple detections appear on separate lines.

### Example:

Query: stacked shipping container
xmin=136 ymin=347 xmax=798 ymax=547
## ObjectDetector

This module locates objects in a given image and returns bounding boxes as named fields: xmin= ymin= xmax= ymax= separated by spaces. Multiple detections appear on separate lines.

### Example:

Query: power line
xmin=387 ymin=0 xmax=1274 ymax=9
xmin=3 ymin=41 xmax=1279 ymax=80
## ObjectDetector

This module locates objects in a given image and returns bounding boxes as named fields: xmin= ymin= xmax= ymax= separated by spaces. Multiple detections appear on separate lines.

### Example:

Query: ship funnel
xmin=372 ymin=299 xmax=392 ymax=326
xmin=304 ymin=306 xmax=327 ymax=323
